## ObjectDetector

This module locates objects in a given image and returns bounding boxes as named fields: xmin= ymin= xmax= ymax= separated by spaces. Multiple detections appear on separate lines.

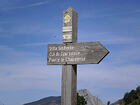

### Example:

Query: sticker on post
xmin=63 ymin=35 xmax=72 ymax=40
xmin=64 ymin=15 xmax=71 ymax=23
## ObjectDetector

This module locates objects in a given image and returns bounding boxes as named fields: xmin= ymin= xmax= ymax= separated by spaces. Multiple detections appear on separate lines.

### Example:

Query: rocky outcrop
xmin=78 ymin=89 xmax=106 ymax=105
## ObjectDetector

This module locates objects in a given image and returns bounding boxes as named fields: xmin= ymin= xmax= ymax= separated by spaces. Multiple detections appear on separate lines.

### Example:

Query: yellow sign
xmin=64 ymin=15 xmax=71 ymax=23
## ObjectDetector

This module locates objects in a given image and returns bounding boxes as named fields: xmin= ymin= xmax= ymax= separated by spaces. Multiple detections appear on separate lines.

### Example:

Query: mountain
xmin=111 ymin=86 xmax=140 ymax=105
xmin=24 ymin=89 xmax=106 ymax=105
xmin=111 ymin=99 xmax=124 ymax=105
xmin=24 ymin=96 xmax=61 ymax=105
xmin=78 ymin=89 xmax=106 ymax=105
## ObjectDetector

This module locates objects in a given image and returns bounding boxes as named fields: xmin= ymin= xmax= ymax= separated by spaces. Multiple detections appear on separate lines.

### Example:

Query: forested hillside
xmin=112 ymin=86 xmax=140 ymax=105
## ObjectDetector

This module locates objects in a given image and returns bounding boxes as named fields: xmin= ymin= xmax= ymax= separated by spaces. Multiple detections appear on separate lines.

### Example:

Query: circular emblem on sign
xmin=64 ymin=15 xmax=71 ymax=23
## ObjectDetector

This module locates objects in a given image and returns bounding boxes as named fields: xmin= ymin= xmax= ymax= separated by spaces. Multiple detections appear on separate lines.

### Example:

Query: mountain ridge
xmin=24 ymin=89 xmax=106 ymax=105
xmin=111 ymin=86 xmax=140 ymax=105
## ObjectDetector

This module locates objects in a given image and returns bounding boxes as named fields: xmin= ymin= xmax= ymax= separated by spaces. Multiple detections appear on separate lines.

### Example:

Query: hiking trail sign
xmin=47 ymin=42 xmax=109 ymax=65
xmin=47 ymin=7 xmax=109 ymax=105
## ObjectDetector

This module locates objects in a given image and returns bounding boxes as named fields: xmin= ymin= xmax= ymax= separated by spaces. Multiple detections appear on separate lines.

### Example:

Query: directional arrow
xmin=47 ymin=41 xmax=109 ymax=65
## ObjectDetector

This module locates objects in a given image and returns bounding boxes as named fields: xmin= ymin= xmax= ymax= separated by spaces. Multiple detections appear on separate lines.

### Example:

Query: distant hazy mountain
xmin=24 ymin=89 xmax=106 ymax=105
xmin=24 ymin=96 xmax=61 ymax=105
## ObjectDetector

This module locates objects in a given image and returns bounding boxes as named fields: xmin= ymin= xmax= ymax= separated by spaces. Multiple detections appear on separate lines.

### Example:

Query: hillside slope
xmin=24 ymin=89 xmax=105 ymax=105
xmin=24 ymin=96 xmax=61 ymax=105
xmin=112 ymin=86 xmax=140 ymax=105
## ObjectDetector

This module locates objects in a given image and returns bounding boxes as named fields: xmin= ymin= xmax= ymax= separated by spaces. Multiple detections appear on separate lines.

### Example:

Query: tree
xmin=77 ymin=93 xmax=87 ymax=105
xmin=107 ymin=101 xmax=110 ymax=105
xmin=123 ymin=86 xmax=140 ymax=105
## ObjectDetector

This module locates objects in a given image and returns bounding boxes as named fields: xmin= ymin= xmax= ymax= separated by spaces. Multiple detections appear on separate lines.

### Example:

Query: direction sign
xmin=47 ymin=42 xmax=109 ymax=65
xmin=47 ymin=7 xmax=110 ymax=105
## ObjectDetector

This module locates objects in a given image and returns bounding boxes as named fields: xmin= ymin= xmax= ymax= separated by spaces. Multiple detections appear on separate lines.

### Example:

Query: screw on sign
xmin=47 ymin=7 xmax=109 ymax=105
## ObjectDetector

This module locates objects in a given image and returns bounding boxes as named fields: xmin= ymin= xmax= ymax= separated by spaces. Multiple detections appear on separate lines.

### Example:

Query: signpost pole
xmin=62 ymin=65 xmax=77 ymax=105
xmin=61 ymin=7 xmax=78 ymax=105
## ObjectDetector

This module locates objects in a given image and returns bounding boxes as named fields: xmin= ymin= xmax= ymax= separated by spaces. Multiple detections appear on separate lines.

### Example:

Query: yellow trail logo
xmin=64 ymin=15 xmax=71 ymax=23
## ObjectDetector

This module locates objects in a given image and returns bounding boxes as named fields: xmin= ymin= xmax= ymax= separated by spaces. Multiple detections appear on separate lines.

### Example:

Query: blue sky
xmin=0 ymin=0 xmax=140 ymax=105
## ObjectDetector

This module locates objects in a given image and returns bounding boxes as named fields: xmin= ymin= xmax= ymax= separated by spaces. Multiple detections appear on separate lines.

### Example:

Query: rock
xmin=78 ymin=89 xmax=106 ymax=105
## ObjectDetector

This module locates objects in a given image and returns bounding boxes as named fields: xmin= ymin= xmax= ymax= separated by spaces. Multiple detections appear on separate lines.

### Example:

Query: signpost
xmin=47 ymin=42 xmax=109 ymax=65
xmin=47 ymin=7 xmax=109 ymax=105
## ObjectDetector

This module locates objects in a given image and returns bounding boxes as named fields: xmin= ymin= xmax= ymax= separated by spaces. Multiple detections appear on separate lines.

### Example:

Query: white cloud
xmin=1 ymin=0 xmax=53 ymax=11
xmin=80 ymin=9 xmax=140 ymax=19
xmin=19 ymin=42 xmax=48 ymax=46
xmin=0 ymin=45 xmax=61 ymax=91
xmin=79 ymin=31 xmax=139 ymax=45
xmin=77 ymin=63 xmax=140 ymax=102
xmin=0 ymin=45 xmax=38 ymax=58
xmin=28 ymin=0 xmax=50 ymax=7
xmin=0 ymin=45 xmax=14 ymax=52
xmin=0 ymin=22 xmax=61 ymax=40
xmin=18 ymin=40 xmax=62 ymax=47
xmin=78 ymin=64 xmax=140 ymax=87
xmin=106 ymin=42 xmax=140 ymax=66
xmin=100 ymin=35 xmax=137 ymax=45
xmin=0 ymin=58 xmax=61 ymax=91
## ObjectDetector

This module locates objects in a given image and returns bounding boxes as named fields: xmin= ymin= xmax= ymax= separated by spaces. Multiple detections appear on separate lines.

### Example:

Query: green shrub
xmin=77 ymin=93 xmax=87 ymax=105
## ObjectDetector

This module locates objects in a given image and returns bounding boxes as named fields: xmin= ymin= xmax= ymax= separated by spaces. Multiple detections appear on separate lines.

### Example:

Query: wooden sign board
xmin=47 ymin=42 xmax=109 ymax=65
